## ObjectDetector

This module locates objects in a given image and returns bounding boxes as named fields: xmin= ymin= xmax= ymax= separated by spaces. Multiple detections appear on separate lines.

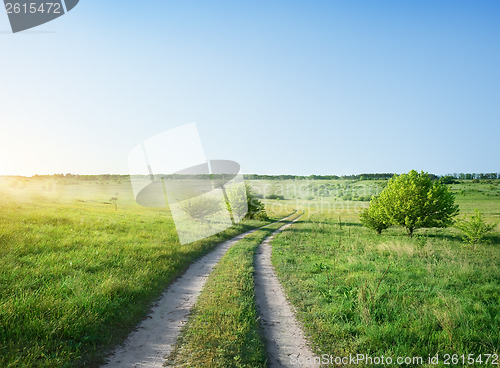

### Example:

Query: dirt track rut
xmin=255 ymin=214 xmax=320 ymax=367
xmin=102 ymin=215 xmax=298 ymax=367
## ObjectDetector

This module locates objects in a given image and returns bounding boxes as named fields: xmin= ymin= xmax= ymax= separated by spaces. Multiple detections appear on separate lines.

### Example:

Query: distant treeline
xmin=245 ymin=173 xmax=401 ymax=180
xmin=244 ymin=173 xmax=500 ymax=181
xmin=243 ymin=173 xmax=398 ymax=180
xmin=31 ymin=174 xmax=130 ymax=181
xmin=8 ymin=172 xmax=500 ymax=181
xmin=443 ymin=173 xmax=500 ymax=180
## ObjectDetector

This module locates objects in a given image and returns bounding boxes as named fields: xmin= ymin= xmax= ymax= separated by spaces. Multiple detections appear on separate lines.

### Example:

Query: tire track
xmin=102 ymin=214 xmax=296 ymax=368
xmin=255 ymin=213 xmax=321 ymax=368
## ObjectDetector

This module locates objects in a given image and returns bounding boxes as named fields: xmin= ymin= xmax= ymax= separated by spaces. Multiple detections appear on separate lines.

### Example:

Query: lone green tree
xmin=361 ymin=170 xmax=459 ymax=236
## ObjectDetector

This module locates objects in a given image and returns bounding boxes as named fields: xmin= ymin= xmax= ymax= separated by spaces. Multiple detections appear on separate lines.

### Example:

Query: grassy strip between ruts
xmin=0 ymin=190 xmax=285 ymax=368
xmin=166 ymin=212 xmax=301 ymax=368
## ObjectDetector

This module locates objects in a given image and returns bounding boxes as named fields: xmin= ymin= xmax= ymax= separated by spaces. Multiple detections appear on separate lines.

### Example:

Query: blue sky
xmin=1 ymin=1 xmax=499 ymax=176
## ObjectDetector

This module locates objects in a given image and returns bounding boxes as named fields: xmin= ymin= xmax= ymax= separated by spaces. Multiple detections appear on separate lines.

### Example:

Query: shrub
xmin=439 ymin=176 xmax=458 ymax=184
xmin=179 ymin=194 xmax=222 ymax=221
xmin=245 ymin=185 xmax=268 ymax=220
xmin=265 ymin=194 xmax=285 ymax=200
xmin=359 ymin=198 xmax=389 ymax=234
xmin=455 ymin=209 xmax=495 ymax=250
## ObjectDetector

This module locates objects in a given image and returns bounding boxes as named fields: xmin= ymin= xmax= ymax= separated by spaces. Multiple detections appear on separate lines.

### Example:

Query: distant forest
xmin=6 ymin=172 xmax=499 ymax=182
xmin=245 ymin=172 xmax=500 ymax=181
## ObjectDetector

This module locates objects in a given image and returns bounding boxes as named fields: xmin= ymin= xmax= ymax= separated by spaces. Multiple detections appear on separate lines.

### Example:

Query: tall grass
xmin=0 ymin=183 xmax=273 ymax=368
xmin=2 ymin=177 xmax=498 ymax=367
xmin=272 ymin=215 xmax=499 ymax=367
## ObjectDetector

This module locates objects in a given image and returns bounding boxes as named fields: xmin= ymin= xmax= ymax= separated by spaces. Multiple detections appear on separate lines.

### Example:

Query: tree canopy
xmin=360 ymin=170 xmax=459 ymax=236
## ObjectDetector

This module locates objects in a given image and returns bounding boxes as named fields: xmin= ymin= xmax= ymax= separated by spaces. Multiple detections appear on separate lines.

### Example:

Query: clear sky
xmin=1 ymin=1 xmax=499 ymax=176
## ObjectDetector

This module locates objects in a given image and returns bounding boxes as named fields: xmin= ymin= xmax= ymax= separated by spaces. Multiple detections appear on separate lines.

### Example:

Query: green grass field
xmin=268 ymin=180 xmax=500 ymax=367
xmin=0 ymin=177 xmax=282 ymax=368
xmin=1 ymin=176 xmax=499 ymax=367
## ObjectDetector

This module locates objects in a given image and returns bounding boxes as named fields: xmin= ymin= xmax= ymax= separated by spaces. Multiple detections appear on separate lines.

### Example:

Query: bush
xmin=359 ymin=198 xmax=389 ymax=235
xmin=245 ymin=185 xmax=268 ymax=220
xmin=455 ymin=209 xmax=495 ymax=250
xmin=179 ymin=195 xmax=222 ymax=221
xmin=265 ymin=194 xmax=285 ymax=200
xmin=439 ymin=176 xmax=458 ymax=184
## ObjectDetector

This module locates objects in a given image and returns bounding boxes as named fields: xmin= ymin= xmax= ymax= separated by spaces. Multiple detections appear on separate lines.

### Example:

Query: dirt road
xmin=102 ymin=215 xmax=299 ymax=368
xmin=254 ymin=214 xmax=320 ymax=367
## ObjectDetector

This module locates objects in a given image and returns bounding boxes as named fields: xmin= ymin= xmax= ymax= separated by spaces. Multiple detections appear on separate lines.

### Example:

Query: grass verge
xmin=0 ymin=192 xmax=276 ymax=368
xmin=272 ymin=215 xmax=499 ymax=367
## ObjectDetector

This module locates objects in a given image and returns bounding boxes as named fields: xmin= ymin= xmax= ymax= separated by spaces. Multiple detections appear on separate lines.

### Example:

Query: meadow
xmin=0 ymin=176 xmax=286 ymax=368
xmin=1 ymin=176 xmax=499 ymax=367
xmin=264 ymin=179 xmax=499 ymax=367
